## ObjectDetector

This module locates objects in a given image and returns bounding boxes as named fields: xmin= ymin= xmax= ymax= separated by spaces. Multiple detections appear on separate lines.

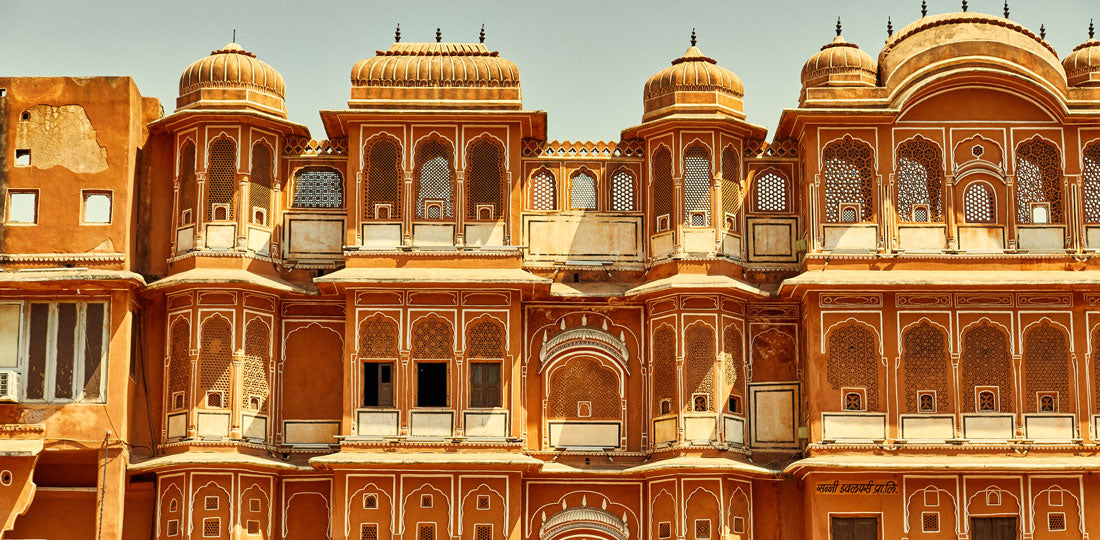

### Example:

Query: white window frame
xmin=16 ymin=300 xmax=110 ymax=403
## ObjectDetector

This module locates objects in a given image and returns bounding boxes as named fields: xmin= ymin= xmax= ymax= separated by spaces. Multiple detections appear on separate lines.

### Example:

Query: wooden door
xmin=830 ymin=517 xmax=879 ymax=540
xmin=971 ymin=517 xmax=1017 ymax=540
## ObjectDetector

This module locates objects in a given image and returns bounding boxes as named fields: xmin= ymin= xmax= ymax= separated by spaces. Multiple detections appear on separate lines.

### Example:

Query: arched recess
xmin=959 ymin=321 xmax=1014 ymax=413
xmin=651 ymin=146 xmax=674 ymax=234
xmin=206 ymin=136 xmax=238 ymax=221
xmin=197 ymin=314 xmax=233 ymax=410
xmin=363 ymin=135 xmax=403 ymax=220
xmin=413 ymin=135 xmax=456 ymax=220
xmin=167 ymin=317 xmax=191 ymax=413
xmin=652 ymin=324 xmax=677 ymax=415
xmin=900 ymin=321 xmax=952 ymax=413
xmin=683 ymin=143 xmax=712 ymax=226
xmin=895 ymin=136 xmax=944 ymax=222
xmin=465 ymin=136 xmax=506 ymax=220
xmin=682 ymin=323 xmax=717 ymax=412
xmin=249 ymin=141 xmax=274 ymax=225
xmin=241 ymin=318 xmax=271 ymax=414
xmin=570 ymin=167 xmax=599 ymax=210
xmin=821 ymin=136 xmax=876 ymax=223
xmin=720 ymin=145 xmax=741 ymax=228
xmin=177 ymin=141 xmax=197 ymax=226
xmin=544 ymin=355 xmax=622 ymax=421
xmin=530 ymin=167 xmax=557 ymax=211
xmin=1083 ymin=141 xmax=1100 ymax=224
xmin=1014 ymin=137 xmax=1063 ymax=224
xmin=609 ymin=167 xmax=636 ymax=212
xmin=722 ymin=324 xmax=745 ymax=413
xmin=1022 ymin=320 xmax=1071 ymax=413
xmin=824 ymin=321 xmax=881 ymax=411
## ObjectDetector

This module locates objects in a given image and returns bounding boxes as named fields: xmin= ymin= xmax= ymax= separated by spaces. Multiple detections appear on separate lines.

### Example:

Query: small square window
xmin=418 ymin=523 xmax=435 ymax=540
xmin=421 ymin=494 xmax=433 ymax=508
xmin=211 ymin=203 xmax=231 ymax=221
xmin=657 ymin=522 xmax=672 ymax=539
xmin=732 ymin=516 xmax=745 ymax=534
xmin=977 ymin=388 xmax=998 ymax=412
xmin=1031 ymin=202 xmax=1051 ymax=224
xmin=475 ymin=204 xmax=495 ymax=220
xmin=839 ymin=203 xmax=860 ymax=223
xmin=246 ymin=520 xmax=261 ymax=535
xmin=166 ymin=519 xmax=180 ymax=537
xmin=986 ymin=490 xmax=1002 ymax=506
xmin=364 ymin=494 xmax=378 ymax=509
xmin=842 ymin=388 xmax=865 ymax=411
xmin=918 ymin=391 xmax=936 ymax=413
xmin=921 ymin=512 xmax=939 ymax=533
xmin=206 ymin=391 xmax=224 ymax=409
xmin=692 ymin=393 xmax=710 ymax=412
xmin=912 ymin=204 xmax=930 ymax=222
xmin=361 ymin=523 xmax=379 ymax=540
xmin=252 ymin=207 xmax=267 ymax=226
xmin=202 ymin=518 xmax=220 ymax=538
xmin=577 ymin=401 xmax=592 ymax=418
xmin=656 ymin=214 xmax=671 ymax=232
xmin=688 ymin=210 xmax=709 ymax=228
xmin=1048 ymin=512 xmax=1066 ymax=531
xmin=1038 ymin=392 xmax=1057 ymax=412
xmin=249 ymin=498 xmax=261 ymax=512
xmin=659 ymin=399 xmax=672 ymax=416
xmin=424 ymin=200 xmax=444 ymax=220
xmin=924 ymin=490 xmax=939 ymax=507
xmin=83 ymin=192 xmax=112 ymax=224
xmin=204 ymin=496 xmax=219 ymax=510
xmin=7 ymin=191 xmax=37 ymax=223
xmin=374 ymin=203 xmax=393 ymax=220
xmin=728 ymin=394 xmax=741 ymax=414
xmin=694 ymin=519 xmax=711 ymax=540
xmin=172 ymin=392 xmax=186 ymax=410
xmin=474 ymin=524 xmax=492 ymax=540
xmin=14 ymin=149 xmax=30 ymax=166
xmin=476 ymin=495 xmax=490 ymax=510
xmin=180 ymin=208 xmax=194 ymax=225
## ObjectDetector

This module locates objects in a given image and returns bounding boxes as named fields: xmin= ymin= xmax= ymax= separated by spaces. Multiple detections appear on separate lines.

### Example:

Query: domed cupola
xmin=177 ymin=41 xmax=287 ymax=117
xmin=1063 ymin=20 xmax=1100 ymax=87
xmin=800 ymin=19 xmax=877 ymax=89
xmin=349 ymin=26 xmax=522 ymax=110
xmin=642 ymin=30 xmax=745 ymax=122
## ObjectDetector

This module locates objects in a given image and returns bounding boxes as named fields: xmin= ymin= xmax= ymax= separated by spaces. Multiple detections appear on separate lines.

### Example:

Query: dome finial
xmin=395 ymin=23 xmax=401 ymax=43
xmin=1003 ymin=1 xmax=1010 ymax=18
xmin=436 ymin=27 xmax=442 ymax=43
xmin=961 ymin=0 xmax=968 ymax=12
xmin=690 ymin=28 xmax=697 ymax=47
xmin=921 ymin=0 xmax=928 ymax=17
xmin=887 ymin=16 xmax=894 ymax=37
xmin=232 ymin=29 xmax=236 ymax=43
xmin=836 ymin=16 xmax=842 ymax=37
xmin=479 ymin=23 xmax=485 ymax=43
xmin=1041 ymin=23 xmax=1046 ymax=40
xmin=1091 ymin=18 xmax=1095 ymax=39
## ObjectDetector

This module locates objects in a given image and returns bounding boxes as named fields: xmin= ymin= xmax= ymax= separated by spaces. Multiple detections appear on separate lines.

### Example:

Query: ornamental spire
xmin=1040 ymin=23 xmax=1046 ymax=40
xmin=435 ymin=27 xmax=442 ymax=42
xmin=479 ymin=23 xmax=485 ymax=43
xmin=962 ymin=0 xmax=968 ymax=12
xmin=1003 ymin=1 xmax=1009 ymax=18
xmin=690 ymin=28 xmax=697 ymax=47
xmin=232 ymin=29 xmax=236 ymax=43
xmin=836 ymin=16 xmax=842 ymax=37
xmin=1091 ymin=18 xmax=1095 ymax=39
xmin=921 ymin=0 xmax=928 ymax=17
xmin=395 ymin=23 xmax=401 ymax=43
xmin=887 ymin=16 xmax=894 ymax=37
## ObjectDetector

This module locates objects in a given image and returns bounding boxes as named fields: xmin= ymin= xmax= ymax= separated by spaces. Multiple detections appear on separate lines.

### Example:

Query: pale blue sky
xmin=1 ymin=0 xmax=1094 ymax=141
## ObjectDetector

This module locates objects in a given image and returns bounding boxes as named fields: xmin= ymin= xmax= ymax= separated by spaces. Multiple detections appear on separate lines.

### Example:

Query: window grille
xmin=902 ymin=322 xmax=949 ymax=414
xmin=546 ymin=356 xmax=619 ymax=419
xmin=359 ymin=316 xmax=399 ymax=358
xmin=922 ymin=512 xmax=939 ymax=532
xmin=421 ymin=494 xmax=432 ymax=508
xmin=206 ymin=138 xmax=237 ymax=221
xmin=652 ymin=148 xmax=674 ymax=234
xmin=653 ymin=325 xmax=677 ymax=415
xmin=418 ymin=524 xmax=435 ymax=540
xmin=683 ymin=325 xmax=716 ymax=412
xmin=249 ymin=143 xmax=273 ymax=225
xmin=1049 ymin=513 xmax=1066 ymax=531
xmin=467 ymin=321 xmax=504 ymax=358
xmin=977 ymin=390 xmax=997 ymax=411
xmin=732 ymin=517 xmax=745 ymax=534
xmin=896 ymin=138 xmax=944 ymax=222
xmin=364 ymin=494 xmax=377 ymax=509
xmin=840 ymin=205 xmax=858 ymax=223
xmin=694 ymin=519 xmax=711 ymax=540
xmin=415 ymin=139 xmax=454 ymax=219
xmin=168 ymin=319 xmax=191 ymax=412
xmin=1085 ymin=144 xmax=1100 ymax=223
xmin=249 ymin=498 xmax=260 ymax=512
xmin=167 ymin=520 xmax=180 ymax=537
xmin=205 ymin=496 xmax=218 ymax=510
xmin=361 ymin=524 xmax=378 ymax=540
xmin=822 ymin=138 xmax=875 ymax=222
xmin=963 ymin=183 xmax=995 ymax=223
xmin=474 ymin=525 xmax=492 ymax=540
xmin=199 ymin=317 xmax=232 ymax=406
xmin=1024 ymin=323 xmax=1069 ymax=413
xmin=722 ymin=325 xmax=744 ymax=395
xmin=844 ymin=392 xmax=863 ymax=411
xmin=826 ymin=324 xmax=879 ymax=411
xmin=755 ymin=173 xmax=786 ymax=212
xmin=918 ymin=392 xmax=936 ymax=412
xmin=530 ymin=169 xmax=556 ymax=210
xmin=241 ymin=320 xmax=270 ymax=413
xmin=246 ymin=520 xmax=261 ymax=535
xmin=721 ymin=147 xmax=742 ymax=220
xmin=658 ymin=522 xmax=672 ymax=539
xmin=293 ymin=167 xmax=343 ymax=209
xmin=364 ymin=138 xmax=402 ymax=219
xmin=203 ymin=518 xmax=220 ymax=538
xmin=1039 ymin=393 xmax=1056 ymax=412
xmin=476 ymin=495 xmax=490 ymax=509
xmin=1015 ymin=138 xmax=1063 ymax=224
xmin=411 ymin=318 xmax=453 ymax=359
xmin=466 ymin=139 xmax=506 ymax=220
xmin=178 ymin=142 xmax=197 ymax=224
xmin=960 ymin=323 xmax=1012 ymax=413
xmin=683 ymin=145 xmax=712 ymax=226
xmin=570 ymin=171 xmax=597 ymax=210
xmin=610 ymin=169 xmax=636 ymax=211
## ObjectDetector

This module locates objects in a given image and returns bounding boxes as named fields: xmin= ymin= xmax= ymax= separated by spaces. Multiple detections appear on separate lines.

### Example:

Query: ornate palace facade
xmin=2 ymin=6 xmax=1100 ymax=540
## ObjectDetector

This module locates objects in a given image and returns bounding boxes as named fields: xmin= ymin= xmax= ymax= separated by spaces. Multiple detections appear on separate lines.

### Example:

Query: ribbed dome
xmin=879 ymin=12 xmax=1065 ymax=93
xmin=1064 ymin=38 xmax=1100 ymax=87
xmin=801 ymin=36 xmax=877 ymax=88
xmin=176 ymin=42 xmax=286 ymax=117
xmin=642 ymin=45 xmax=745 ymax=121
xmin=349 ymin=42 xmax=522 ymax=110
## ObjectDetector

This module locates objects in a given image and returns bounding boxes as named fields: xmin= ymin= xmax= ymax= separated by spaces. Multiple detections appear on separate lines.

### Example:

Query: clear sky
xmin=1 ymin=0 xmax=1094 ymax=141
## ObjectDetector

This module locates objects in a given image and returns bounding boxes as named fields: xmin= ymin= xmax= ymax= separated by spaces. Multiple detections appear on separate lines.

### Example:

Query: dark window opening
xmin=728 ymin=395 xmax=741 ymax=414
xmin=830 ymin=517 xmax=879 ymax=540
xmin=362 ymin=362 xmax=394 ymax=407
xmin=469 ymin=362 xmax=501 ymax=408
xmin=417 ymin=362 xmax=448 ymax=407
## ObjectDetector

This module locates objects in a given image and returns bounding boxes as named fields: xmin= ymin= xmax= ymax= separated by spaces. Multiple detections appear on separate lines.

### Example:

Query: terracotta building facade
xmin=3 ymin=6 xmax=1100 ymax=540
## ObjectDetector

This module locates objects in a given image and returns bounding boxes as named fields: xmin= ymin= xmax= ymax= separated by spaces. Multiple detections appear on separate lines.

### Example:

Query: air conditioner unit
xmin=0 ymin=371 xmax=19 ymax=402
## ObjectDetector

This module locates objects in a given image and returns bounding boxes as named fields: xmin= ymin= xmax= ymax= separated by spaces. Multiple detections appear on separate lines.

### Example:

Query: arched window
xmin=198 ymin=316 xmax=232 ymax=409
xmin=206 ymin=138 xmax=237 ymax=221
xmin=364 ymin=137 xmax=403 ymax=220
xmin=901 ymin=322 xmax=950 ymax=413
xmin=570 ymin=170 xmax=597 ymax=210
xmin=963 ymin=182 xmax=995 ymax=223
xmin=465 ymin=139 xmax=506 ymax=220
xmin=722 ymin=325 xmax=744 ymax=413
xmin=359 ymin=316 xmax=398 ymax=358
xmin=292 ymin=167 xmax=343 ymax=209
xmin=167 ymin=319 xmax=191 ymax=411
xmin=1023 ymin=323 xmax=1069 ymax=413
xmin=683 ymin=145 xmax=712 ymax=226
xmin=242 ymin=320 xmax=270 ymax=413
xmin=1084 ymin=143 xmax=1100 ymax=223
xmin=720 ymin=147 xmax=742 ymax=226
xmin=530 ymin=169 xmax=556 ymax=210
xmin=683 ymin=324 xmax=716 ymax=412
xmin=652 ymin=325 xmax=677 ymax=416
xmin=755 ymin=172 xmax=787 ymax=213
xmin=411 ymin=317 xmax=453 ymax=359
xmin=466 ymin=320 xmax=504 ymax=358
xmin=959 ymin=322 xmax=1013 ymax=413
xmin=249 ymin=143 xmax=273 ymax=226
xmin=896 ymin=137 xmax=944 ymax=222
xmin=414 ymin=138 xmax=454 ymax=220
xmin=177 ymin=142 xmax=197 ymax=225
xmin=825 ymin=324 xmax=879 ymax=411
xmin=547 ymin=357 xmax=619 ymax=420
xmin=610 ymin=168 xmax=636 ymax=211
xmin=652 ymin=147 xmax=674 ymax=233
xmin=822 ymin=137 xmax=875 ymax=223
xmin=1015 ymin=138 xmax=1063 ymax=224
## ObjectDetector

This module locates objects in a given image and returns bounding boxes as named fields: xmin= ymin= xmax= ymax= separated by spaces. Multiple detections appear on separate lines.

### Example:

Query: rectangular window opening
xmin=417 ymin=362 xmax=448 ymax=407
xmin=362 ymin=362 xmax=394 ymax=407
xmin=8 ymin=191 xmax=38 ymax=224
xmin=14 ymin=149 xmax=30 ymax=167
xmin=469 ymin=361 xmax=501 ymax=408
xmin=83 ymin=192 xmax=112 ymax=224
